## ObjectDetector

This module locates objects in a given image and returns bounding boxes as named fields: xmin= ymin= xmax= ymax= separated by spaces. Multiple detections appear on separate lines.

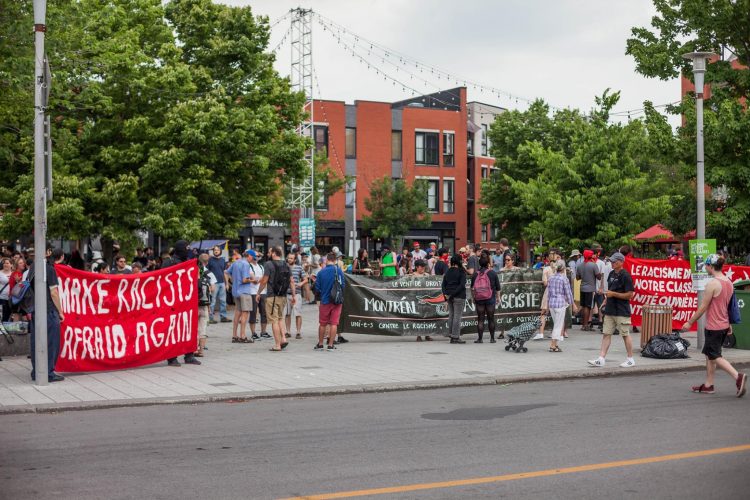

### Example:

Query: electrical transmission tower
xmin=289 ymin=8 xmax=315 ymax=250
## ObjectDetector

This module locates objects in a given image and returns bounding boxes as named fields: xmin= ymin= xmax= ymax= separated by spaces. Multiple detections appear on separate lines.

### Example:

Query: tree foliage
xmin=0 ymin=0 xmax=307 ymax=252
xmin=627 ymin=0 xmax=750 ymax=248
xmin=362 ymin=177 xmax=431 ymax=246
xmin=481 ymin=91 xmax=680 ymax=250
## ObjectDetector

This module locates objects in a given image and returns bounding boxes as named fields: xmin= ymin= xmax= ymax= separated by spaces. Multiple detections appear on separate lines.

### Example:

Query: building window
xmin=467 ymin=132 xmax=473 ymax=155
xmin=426 ymin=179 xmax=439 ymax=213
xmin=391 ymin=130 xmax=402 ymax=161
xmin=345 ymin=127 xmax=356 ymax=158
xmin=481 ymin=124 xmax=488 ymax=156
xmin=415 ymin=132 xmax=439 ymax=165
xmin=315 ymin=180 xmax=328 ymax=211
xmin=492 ymin=224 xmax=501 ymax=241
xmin=481 ymin=225 xmax=488 ymax=242
xmin=481 ymin=166 xmax=488 ymax=179
xmin=345 ymin=178 xmax=356 ymax=208
xmin=443 ymin=179 xmax=455 ymax=213
xmin=443 ymin=132 xmax=454 ymax=166
xmin=314 ymin=126 xmax=328 ymax=155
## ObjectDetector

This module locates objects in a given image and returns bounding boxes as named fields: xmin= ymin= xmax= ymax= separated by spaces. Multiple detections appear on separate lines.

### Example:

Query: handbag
xmin=728 ymin=291 xmax=741 ymax=324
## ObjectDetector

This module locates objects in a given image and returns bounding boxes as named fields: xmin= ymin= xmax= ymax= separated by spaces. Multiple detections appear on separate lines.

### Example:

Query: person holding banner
xmin=163 ymin=240 xmax=203 ymax=366
xmin=442 ymin=255 xmax=467 ymax=344
xmin=682 ymin=254 xmax=747 ymax=397
xmin=379 ymin=244 xmax=398 ymax=277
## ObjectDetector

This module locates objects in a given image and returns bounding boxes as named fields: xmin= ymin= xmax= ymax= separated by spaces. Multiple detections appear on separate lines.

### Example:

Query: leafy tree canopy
xmin=362 ymin=177 xmax=431 ymax=247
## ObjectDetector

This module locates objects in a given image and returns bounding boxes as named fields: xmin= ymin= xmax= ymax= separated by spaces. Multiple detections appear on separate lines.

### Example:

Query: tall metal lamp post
xmin=682 ymin=51 xmax=716 ymax=350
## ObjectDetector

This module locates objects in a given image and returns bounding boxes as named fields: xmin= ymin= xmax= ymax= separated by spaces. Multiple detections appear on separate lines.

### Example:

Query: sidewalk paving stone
xmin=2 ymin=303 xmax=750 ymax=412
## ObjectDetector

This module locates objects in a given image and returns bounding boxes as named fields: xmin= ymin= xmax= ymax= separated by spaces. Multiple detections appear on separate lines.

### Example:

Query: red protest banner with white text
xmin=625 ymin=257 xmax=696 ymax=331
xmin=54 ymin=260 xmax=198 ymax=373
xmin=625 ymin=258 xmax=750 ymax=331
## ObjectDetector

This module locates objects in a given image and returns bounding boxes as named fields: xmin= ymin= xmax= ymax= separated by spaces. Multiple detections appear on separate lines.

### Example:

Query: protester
xmin=471 ymin=254 xmax=501 ymax=343
xmin=567 ymin=249 xmax=581 ymax=285
xmin=433 ymin=248 xmax=449 ymax=276
xmin=131 ymin=262 xmax=143 ymax=274
xmin=0 ymin=257 xmax=12 ymax=322
xmin=588 ymin=252 xmax=635 ymax=368
xmin=466 ymin=243 xmax=481 ymax=276
xmin=257 ymin=246 xmax=295 ymax=352
xmin=314 ymin=252 xmax=346 ymax=351
xmin=30 ymin=248 xmax=66 ymax=382
xmin=111 ymin=255 xmax=132 ymax=275
xmin=596 ymin=249 xmax=613 ymax=330
xmin=547 ymin=260 xmax=578 ymax=352
xmin=227 ymin=249 xmax=254 ymax=344
xmin=8 ymin=257 xmax=28 ymax=321
xmin=492 ymin=248 xmax=504 ymax=272
xmin=534 ymin=248 xmax=559 ymax=341
xmin=682 ymin=254 xmax=747 ymax=397
xmin=411 ymin=242 xmax=427 ymax=265
xmin=379 ymin=244 xmax=398 ymax=277
xmin=412 ymin=260 xmax=433 ymax=342
xmin=245 ymin=250 xmax=269 ymax=340
xmin=576 ymin=249 xmax=601 ymax=331
xmin=502 ymin=253 xmax=519 ymax=272
xmin=442 ymin=254 xmax=467 ymax=344
xmin=196 ymin=253 xmax=216 ymax=357
xmin=208 ymin=245 xmax=230 ymax=324
xmin=285 ymin=252 xmax=307 ymax=339
xmin=398 ymin=252 xmax=413 ymax=276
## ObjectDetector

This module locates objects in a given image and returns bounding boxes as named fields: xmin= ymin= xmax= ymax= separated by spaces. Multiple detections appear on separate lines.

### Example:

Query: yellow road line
xmin=281 ymin=443 xmax=750 ymax=500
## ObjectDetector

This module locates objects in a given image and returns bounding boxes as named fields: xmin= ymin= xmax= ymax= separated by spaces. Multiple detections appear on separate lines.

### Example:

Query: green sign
xmin=689 ymin=239 xmax=716 ymax=273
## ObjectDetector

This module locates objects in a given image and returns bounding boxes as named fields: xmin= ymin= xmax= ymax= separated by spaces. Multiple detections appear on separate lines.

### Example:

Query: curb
xmin=3 ymin=360 xmax=749 ymax=415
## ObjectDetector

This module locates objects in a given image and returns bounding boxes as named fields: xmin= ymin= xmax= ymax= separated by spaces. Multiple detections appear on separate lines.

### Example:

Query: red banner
xmin=625 ymin=257 xmax=750 ymax=330
xmin=54 ymin=260 xmax=198 ymax=373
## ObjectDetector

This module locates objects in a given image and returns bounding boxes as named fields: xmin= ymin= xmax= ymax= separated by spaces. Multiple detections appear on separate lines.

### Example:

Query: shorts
xmin=541 ymin=288 xmax=549 ymax=310
xmin=238 ymin=294 xmax=254 ymax=312
xmin=319 ymin=303 xmax=343 ymax=326
xmin=265 ymin=295 xmax=286 ymax=322
xmin=197 ymin=306 xmax=209 ymax=339
xmin=702 ymin=328 xmax=728 ymax=360
xmin=581 ymin=291 xmax=595 ymax=308
xmin=285 ymin=293 xmax=303 ymax=317
xmin=603 ymin=315 xmax=630 ymax=336
xmin=250 ymin=294 xmax=267 ymax=324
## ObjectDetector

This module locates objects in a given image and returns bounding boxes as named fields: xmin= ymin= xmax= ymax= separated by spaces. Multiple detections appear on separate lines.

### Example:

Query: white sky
xmin=221 ymin=0 xmax=680 ymax=124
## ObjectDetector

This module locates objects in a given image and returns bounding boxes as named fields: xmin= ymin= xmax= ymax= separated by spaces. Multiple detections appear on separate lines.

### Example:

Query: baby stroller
xmin=504 ymin=317 xmax=541 ymax=353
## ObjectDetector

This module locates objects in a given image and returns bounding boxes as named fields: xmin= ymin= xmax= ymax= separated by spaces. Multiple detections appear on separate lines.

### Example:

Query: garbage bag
xmin=641 ymin=334 xmax=690 ymax=359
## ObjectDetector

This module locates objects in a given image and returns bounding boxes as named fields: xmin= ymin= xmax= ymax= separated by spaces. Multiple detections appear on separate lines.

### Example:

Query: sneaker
xmin=167 ymin=359 xmax=181 ymax=367
xmin=532 ymin=332 xmax=544 ymax=341
xmin=220 ymin=318 xmax=231 ymax=323
xmin=209 ymin=319 xmax=218 ymax=324
xmin=692 ymin=384 xmax=715 ymax=394
xmin=314 ymin=343 xmax=324 ymax=350
xmin=336 ymin=336 xmax=349 ymax=344
xmin=295 ymin=333 xmax=302 ymax=339
xmin=326 ymin=345 xmax=337 ymax=351
xmin=619 ymin=358 xmax=635 ymax=368
xmin=49 ymin=373 xmax=65 ymax=383
xmin=251 ymin=333 xmax=260 ymax=340
xmin=737 ymin=373 xmax=747 ymax=398
xmin=260 ymin=332 xmax=272 ymax=339
xmin=450 ymin=338 xmax=466 ymax=344
xmin=285 ymin=333 xmax=291 ymax=339
xmin=587 ymin=358 xmax=605 ymax=367
xmin=184 ymin=357 xmax=202 ymax=365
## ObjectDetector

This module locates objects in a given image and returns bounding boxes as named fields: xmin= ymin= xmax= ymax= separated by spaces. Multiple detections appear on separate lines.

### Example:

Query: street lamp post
xmin=682 ymin=51 xmax=716 ymax=350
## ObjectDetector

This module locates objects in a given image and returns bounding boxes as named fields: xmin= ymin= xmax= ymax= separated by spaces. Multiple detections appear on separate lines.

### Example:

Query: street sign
xmin=299 ymin=217 xmax=315 ymax=253
xmin=689 ymin=238 xmax=716 ymax=291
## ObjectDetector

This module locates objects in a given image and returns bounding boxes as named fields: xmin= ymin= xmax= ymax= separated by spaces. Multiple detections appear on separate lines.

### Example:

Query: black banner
xmin=340 ymin=271 xmax=569 ymax=336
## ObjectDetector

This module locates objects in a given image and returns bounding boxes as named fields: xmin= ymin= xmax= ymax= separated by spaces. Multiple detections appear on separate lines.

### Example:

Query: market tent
xmin=190 ymin=239 xmax=228 ymax=251
xmin=634 ymin=224 xmax=678 ymax=243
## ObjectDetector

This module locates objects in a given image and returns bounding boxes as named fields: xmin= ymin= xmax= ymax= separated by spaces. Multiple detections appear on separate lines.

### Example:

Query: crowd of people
xmin=1 ymin=239 xmax=747 ymax=397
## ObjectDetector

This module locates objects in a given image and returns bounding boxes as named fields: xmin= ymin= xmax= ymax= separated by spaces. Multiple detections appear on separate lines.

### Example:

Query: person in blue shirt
xmin=226 ymin=251 xmax=253 ymax=343
xmin=314 ymin=253 xmax=346 ymax=351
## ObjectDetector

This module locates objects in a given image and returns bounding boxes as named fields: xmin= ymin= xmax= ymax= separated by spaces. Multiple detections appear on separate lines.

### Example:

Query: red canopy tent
xmin=634 ymin=224 xmax=679 ymax=243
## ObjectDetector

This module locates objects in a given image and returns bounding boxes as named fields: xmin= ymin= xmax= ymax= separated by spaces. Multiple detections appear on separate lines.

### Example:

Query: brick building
xmin=302 ymin=87 xmax=506 ymax=257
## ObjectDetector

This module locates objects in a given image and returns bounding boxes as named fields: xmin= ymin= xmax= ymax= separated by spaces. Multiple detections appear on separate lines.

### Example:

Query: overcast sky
xmin=222 ymin=0 xmax=679 ymax=123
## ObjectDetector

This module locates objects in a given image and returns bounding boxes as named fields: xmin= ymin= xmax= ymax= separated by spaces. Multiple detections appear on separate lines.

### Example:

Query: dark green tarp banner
xmin=340 ymin=270 xmax=569 ymax=336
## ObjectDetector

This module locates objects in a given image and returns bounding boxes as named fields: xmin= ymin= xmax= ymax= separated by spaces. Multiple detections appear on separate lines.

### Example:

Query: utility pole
xmin=683 ymin=51 xmax=715 ymax=350
xmin=33 ymin=0 xmax=49 ymax=386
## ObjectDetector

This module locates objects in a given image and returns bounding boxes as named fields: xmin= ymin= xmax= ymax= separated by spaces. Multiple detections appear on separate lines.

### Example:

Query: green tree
xmin=481 ymin=91 xmax=678 ymax=250
xmin=362 ymin=177 xmax=431 ymax=248
xmin=627 ymin=0 xmax=750 ymax=247
xmin=0 ymin=0 xmax=307 ymax=255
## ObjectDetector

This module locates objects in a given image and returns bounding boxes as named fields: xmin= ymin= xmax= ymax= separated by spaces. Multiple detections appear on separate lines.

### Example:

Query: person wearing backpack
xmin=682 ymin=254 xmax=747 ymax=397
xmin=314 ymin=253 xmax=346 ymax=351
xmin=29 ymin=248 xmax=66 ymax=383
xmin=257 ymin=246 xmax=296 ymax=352
xmin=470 ymin=254 xmax=501 ymax=343
xmin=195 ymin=253 xmax=217 ymax=358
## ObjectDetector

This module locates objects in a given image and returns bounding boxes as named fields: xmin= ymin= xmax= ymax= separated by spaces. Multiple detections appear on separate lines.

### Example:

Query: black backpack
xmin=271 ymin=261 xmax=291 ymax=296
xmin=331 ymin=268 xmax=344 ymax=305
xmin=197 ymin=267 xmax=212 ymax=306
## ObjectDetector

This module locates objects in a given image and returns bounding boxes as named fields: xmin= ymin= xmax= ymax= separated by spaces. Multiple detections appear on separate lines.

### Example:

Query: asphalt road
xmin=2 ymin=371 xmax=749 ymax=500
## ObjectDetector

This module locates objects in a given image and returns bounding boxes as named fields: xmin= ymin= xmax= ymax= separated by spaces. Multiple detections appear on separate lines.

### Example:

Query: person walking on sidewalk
xmin=547 ymin=260 xmax=578 ymax=353
xmin=470 ymin=254 xmax=501 ymax=343
xmin=257 ymin=246 xmax=295 ymax=352
xmin=442 ymin=255 xmax=467 ymax=344
xmin=314 ymin=253 xmax=346 ymax=351
xmin=208 ymin=245 xmax=230 ymax=324
xmin=588 ymin=252 xmax=635 ymax=368
xmin=682 ymin=254 xmax=747 ymax=397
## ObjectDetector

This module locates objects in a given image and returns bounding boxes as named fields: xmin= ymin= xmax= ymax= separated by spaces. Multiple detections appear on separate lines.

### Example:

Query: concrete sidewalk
xmin=2 ymin=303 xmax=749 ymax=413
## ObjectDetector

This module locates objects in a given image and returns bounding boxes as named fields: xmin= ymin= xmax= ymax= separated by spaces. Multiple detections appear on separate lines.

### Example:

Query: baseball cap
xmin=583 ymin=249 xmax=594 ymax=259
xmin=610 ymin=252 xmax=625 ymax=263
xmin=569 ymin=249 xmax=581 ymax=257
xmin=244 ymin=249 xmax=257 ymax=259
xmin=704 ymin=254 xmax=722 ymax=266
xmin=413 ymin=242 xmax=420 ymax=247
